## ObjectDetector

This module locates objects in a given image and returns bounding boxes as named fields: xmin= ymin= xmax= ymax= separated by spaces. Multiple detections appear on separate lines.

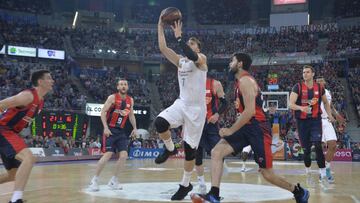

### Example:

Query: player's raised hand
xmin=104 ymin=127 xmax=112 ymax=137
xmin=171 ymin=20 xmax=182 ymax=38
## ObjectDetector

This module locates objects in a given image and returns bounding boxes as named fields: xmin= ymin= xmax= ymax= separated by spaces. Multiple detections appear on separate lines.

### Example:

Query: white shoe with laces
xmin=89 ymin=179 xmax=99 ymax=192
xmin=108 ymin=178 xmax=123 ymax=190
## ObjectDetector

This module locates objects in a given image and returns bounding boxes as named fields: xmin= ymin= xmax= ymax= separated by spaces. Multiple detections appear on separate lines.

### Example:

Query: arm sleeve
xmin=212 ymin=97 xmax=228 ymax=115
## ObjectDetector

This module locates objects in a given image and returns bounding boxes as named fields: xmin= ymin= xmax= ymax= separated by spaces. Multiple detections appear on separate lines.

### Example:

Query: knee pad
xmin=154 ymin=117 xmax=170 ymax=133
xmin=184 ymin=142 xmax=196 ymax=161
xmin=195 ymin=147 xmax=204 ymax=166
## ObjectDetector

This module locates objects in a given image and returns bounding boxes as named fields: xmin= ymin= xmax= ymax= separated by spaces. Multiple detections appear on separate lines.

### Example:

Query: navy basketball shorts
xmin=296 ymin=118 xmax=322 ymax=149
xmin=224 ymin=121 xmax=273 ymax=169
xmin=0 ymin=129 xmax=25 ymax=170
xmin=198 ymin=122 xmax=221 ymax=153
xmin=104 ymin=128 xmax=129 ymax=153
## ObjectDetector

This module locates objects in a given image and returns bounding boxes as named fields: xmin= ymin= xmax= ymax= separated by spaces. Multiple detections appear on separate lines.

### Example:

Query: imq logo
xmin=335 ymin=151 xmax=352 ymax=157
xmin=132 ymin=149 xmax=160 ymax=158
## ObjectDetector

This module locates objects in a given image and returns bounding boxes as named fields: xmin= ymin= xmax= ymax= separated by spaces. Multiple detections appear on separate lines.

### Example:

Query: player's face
xmin=187 ymin=40 xmax=199 ymax=53
xmin=229 ymin=56 xmax=239 ymax=73
xmin=39 ymin=73 xmax=54 ymax=91
xmin=302 ymin=68 xmax=314 ymax=81
xmin=117 ymin=80 xmax=128 ymax=94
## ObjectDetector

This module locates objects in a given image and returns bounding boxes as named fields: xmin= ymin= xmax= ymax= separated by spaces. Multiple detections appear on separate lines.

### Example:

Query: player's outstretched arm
xmin=0 ymin=91 xmax=33 ymax=113
xmin=158 ymin=14 xmax=180 ymax=67
xmin=171 ymin=20 xmax=207 ymax=70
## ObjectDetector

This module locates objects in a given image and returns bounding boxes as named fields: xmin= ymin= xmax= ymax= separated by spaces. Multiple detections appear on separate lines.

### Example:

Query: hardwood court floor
xmin=1 ymin=159 xmax=360 ymax=203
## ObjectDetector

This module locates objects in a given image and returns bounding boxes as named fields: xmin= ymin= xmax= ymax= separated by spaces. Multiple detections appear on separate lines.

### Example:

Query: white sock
xmin=305 ymin=167 xmax=311 ymax=174
xmin=320 ymin=168 xmax=326 ymax=178
xmin=164 ymin=137 xmax=174 ymax=151
xmin=325 ymin=161 xmax=331 ymax=169
xmin=198 ymin=175 xmax=205 ymax=185
xmin=11 ymin=191 xmax=23 ymax=202
xmin=242 ymin=162 xmax=246 ymax=168
xmin=181 ymin=170 xmax=192 ymax=187
xmin=91 ymin=176 xmax=98 ymax=183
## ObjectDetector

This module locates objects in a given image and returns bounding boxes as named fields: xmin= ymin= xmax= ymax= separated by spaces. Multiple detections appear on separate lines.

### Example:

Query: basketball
xmin=161 ymin=7 xmax=182 ymax=25
xmin=190 ymin=193 xmax=205 ymax=203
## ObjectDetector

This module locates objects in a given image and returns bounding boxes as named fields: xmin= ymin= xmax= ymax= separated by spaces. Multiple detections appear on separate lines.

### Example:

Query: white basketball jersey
xmin=178 ymin=57 xmax=207 ymax=106
xmin=321 ymin=89 xmax=332 ymax=118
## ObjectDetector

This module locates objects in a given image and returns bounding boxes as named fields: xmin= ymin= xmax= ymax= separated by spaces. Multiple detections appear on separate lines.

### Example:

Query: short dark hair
xmin=31 ymin=70 xmax=50 ymax=86
xmin=233 ymin=53 xmax=252 ymax=71
xmin=303 ymin=65 xmax=315 ymax=73
xmin=189 ymin=37 xmax=201 ymax=50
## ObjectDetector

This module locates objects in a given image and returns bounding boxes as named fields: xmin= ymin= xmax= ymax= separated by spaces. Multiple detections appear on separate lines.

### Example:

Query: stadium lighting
xmin=72 ymin=11 xmax=79 ymax=29
xmin=99 ymin=49 xmax=102 ymax=53
xmin=112 ymin=50 xmax=117 ymax=54
xmin=107 ymin=50 xmax=111 ymax=53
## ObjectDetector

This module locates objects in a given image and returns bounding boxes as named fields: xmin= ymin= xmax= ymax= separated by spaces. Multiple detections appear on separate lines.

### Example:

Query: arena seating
xmin=78 ymin=67 xmax=151 ymax=107
xmin=0 ymin=0 xmax=52 ymax=15
xmin=0 ymin=59 xmax=86 ymax=110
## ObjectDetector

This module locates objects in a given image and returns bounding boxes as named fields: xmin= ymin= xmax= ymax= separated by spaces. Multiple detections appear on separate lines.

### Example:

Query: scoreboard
xmin=32 ymin=111 xmax=88 ymax=139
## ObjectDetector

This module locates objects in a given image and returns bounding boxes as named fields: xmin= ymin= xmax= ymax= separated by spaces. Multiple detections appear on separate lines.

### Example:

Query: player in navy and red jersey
xmin=289 ymin=66 xmax=335 ymax=187
xmin=191 ymin=53 xmax=309 ymax=203
xmin=194 ymin=77 xmax=227 ymax=194
xmin=89 ymin=79 xmax=137 ymax=192
xmin=0 ymin=70 xmax=53 ymax=203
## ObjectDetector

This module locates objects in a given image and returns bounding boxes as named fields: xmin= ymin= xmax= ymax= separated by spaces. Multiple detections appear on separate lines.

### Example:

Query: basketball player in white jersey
xmin=316 ymin=77 xmax=346 ymax=183
xmin=155 ymin=13 xmax=207 ymax=200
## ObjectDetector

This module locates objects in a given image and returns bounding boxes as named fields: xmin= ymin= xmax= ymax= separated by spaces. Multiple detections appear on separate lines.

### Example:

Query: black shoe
xmin=294 ymin=183 xmax=310 ymax=203
xmin=155 ymin=147 xmax=178 ymax=164
xmin=171 ymin=183 xmax=193 ymax=200
xmin=190 ymin=193 xmax=221 ymax=203
xmin=9 ymin=200 xmax=24 ymax=203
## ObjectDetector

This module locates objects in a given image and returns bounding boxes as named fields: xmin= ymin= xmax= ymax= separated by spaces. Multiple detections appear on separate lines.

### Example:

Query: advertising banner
xmin=129 ymin=148 xmax=163 ymax=159
xmin=333 ymin=149 xmax=352 ymax=161
xmin=44 ymin=147 xmax=65 ymax=157
xmin=86 ymin=103 xmax=149 ymax=117
xmin=38 ymin=48 xmax=65 ymax=60
xmin=352 ymin=149 xmax=360 ymax=162
xmin=7 ymin=45 xmax=36 ymax=57
xmin=68 ymin=148 xmax=89 ymax=156
xmin=88 ymin=148 xmax=103 ymax=156
xmin=29 ymin=148 xmax=46 ymax=157
xmin=0 ymin=45 xmax=5 ymax=54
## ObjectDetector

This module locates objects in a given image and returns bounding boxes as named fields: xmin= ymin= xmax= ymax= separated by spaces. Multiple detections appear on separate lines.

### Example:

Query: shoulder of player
xmin=18 ymin=90 xmax=34 ymax=101
xmin=107 ymin=94 xmax=116 ymax=103
xmin=239 ymin=75 xmax=256 ymax=86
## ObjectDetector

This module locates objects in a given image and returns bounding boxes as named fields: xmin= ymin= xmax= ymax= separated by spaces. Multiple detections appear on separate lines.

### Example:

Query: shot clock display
xmin=32 ymin=111 xmax=88 ymax=139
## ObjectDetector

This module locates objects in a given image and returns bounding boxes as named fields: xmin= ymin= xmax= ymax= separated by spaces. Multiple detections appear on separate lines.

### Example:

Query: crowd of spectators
xmin=0 ymin=59 xmax=87 ymax=110
xmin=0 ymin=20 xmax=64 ymax=49
xmin=334 ymin=0 xmax=360 ymax=19
xmin=348 ymin=66 xmax=360 ymax=126
xmin=193 ymin=0 xmax=250 ymax=25
xmin=79 ymin=66 xmax=151 ymax=107
xmin=0 ymin=0 xmax=52 ymax=15
xmin=130 ymin=0 xmax=186 ymax=24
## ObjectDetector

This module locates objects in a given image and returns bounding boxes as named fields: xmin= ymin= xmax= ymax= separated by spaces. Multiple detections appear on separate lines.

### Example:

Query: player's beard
xmin=228 ymin=66 xmax=237 ymax=81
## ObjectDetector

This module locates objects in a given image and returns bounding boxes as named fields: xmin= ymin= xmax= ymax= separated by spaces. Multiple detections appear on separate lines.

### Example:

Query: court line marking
xmin=351 ymin=195 xmax=360 ymax=203
xmin=0 ymin=186 xmax=58 ymax=196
